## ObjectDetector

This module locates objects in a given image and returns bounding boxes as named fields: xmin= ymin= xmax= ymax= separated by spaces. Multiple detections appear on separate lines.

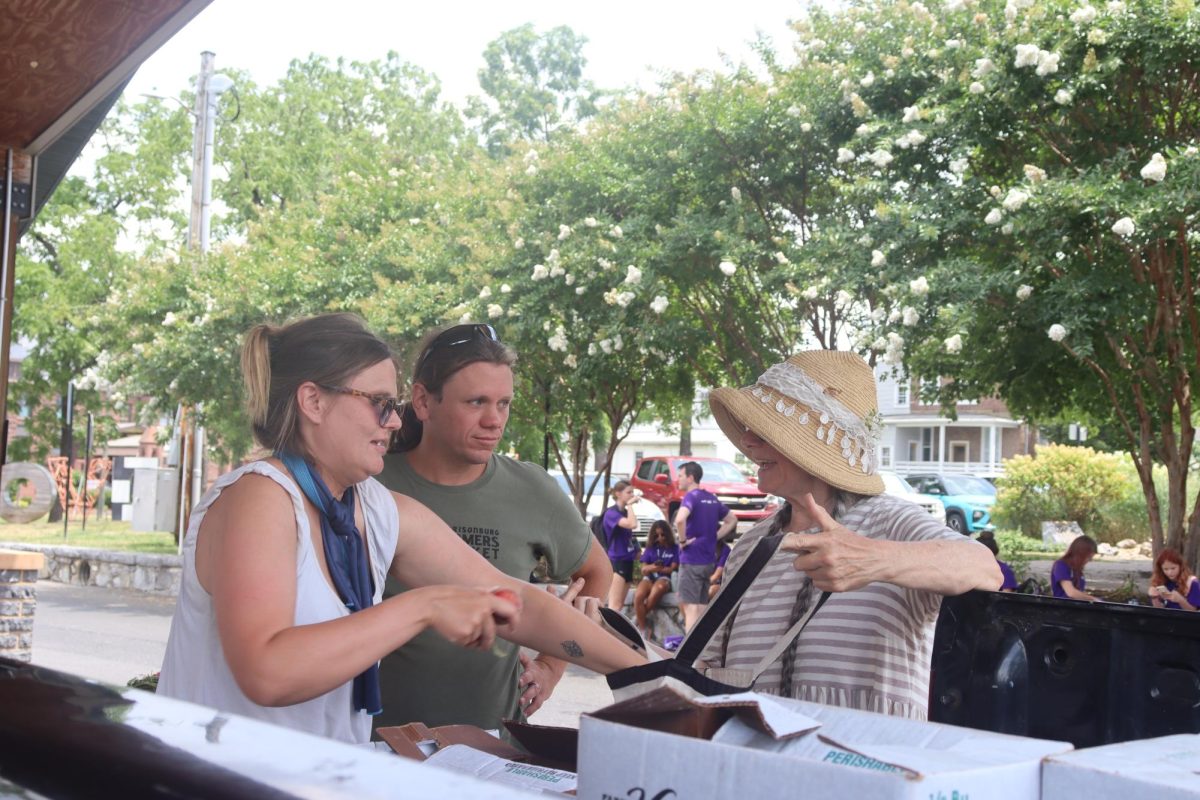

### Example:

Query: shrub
xmin=995 ymin=445 xmax=1132 ymax=540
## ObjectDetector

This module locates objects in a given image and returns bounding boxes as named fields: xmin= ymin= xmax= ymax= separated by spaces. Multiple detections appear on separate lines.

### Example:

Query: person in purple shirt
xmin=635 ymin=520 xmax=680 ymax=637
xmin=1150 ymin=547 xmax=1200 ymax=611
xmin=977 ymin=532 xmax=1018 ymax=592
xmin=602 ymin=481 xmax=640 ymax=611
xmin=673 ymin=461 xmax=737 ymax=630
xmin=1051 ymin=535 xmax=1099 ymax=602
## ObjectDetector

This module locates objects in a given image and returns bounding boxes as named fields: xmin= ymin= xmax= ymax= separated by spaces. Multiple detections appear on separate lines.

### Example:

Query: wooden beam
xmin=1 ymin=146 xmax=34 ymax=467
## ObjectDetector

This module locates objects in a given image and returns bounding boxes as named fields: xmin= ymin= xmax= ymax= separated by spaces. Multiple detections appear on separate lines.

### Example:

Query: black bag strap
xmin=676 ymin=533 xmax=785 ymax=664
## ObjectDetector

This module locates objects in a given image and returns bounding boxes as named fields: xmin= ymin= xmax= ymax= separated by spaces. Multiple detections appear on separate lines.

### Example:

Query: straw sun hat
xmin=708 ymin=350 xmax=885 ymax=496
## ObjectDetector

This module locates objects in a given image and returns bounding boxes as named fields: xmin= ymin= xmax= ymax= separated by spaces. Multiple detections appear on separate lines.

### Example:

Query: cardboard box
xmin=577 ymin=689 xmax=1072 ymax=800
xmin=1043 ymin=734 xmax=1200 ymax=797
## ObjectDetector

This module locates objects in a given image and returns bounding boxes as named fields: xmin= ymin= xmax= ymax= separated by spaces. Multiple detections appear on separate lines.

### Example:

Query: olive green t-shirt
xmin=373 ymin=452 xmax=592 ymax=731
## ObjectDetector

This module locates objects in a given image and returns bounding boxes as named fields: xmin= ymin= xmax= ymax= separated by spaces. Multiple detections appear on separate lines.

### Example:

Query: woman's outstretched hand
xmin=779 ymin=493 xmax=886 ymax=592
xmin=418 ymin=585 xmax=521 ymax=650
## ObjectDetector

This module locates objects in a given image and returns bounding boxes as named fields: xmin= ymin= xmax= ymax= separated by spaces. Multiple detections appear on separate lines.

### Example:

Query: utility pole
xmin=176 ymin=52 xmax=233 ymax=541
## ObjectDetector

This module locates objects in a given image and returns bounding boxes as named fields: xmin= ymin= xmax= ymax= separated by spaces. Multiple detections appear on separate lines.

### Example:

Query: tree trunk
xmin=679 ymin=415 xmax=692 ymax=456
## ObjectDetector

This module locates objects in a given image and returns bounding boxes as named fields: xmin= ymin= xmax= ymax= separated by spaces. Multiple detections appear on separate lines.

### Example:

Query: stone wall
xmin=0 ymin=542 xmax=180 ymax=595
xmin=0 ymin=549 xmax=45 ymax=662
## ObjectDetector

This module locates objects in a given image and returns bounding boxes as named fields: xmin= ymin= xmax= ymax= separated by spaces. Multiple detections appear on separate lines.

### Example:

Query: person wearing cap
xmin=372 ymin=323 xmax=614 ymax=733
xmin=699 ymin=350 xmax=1001 ymax=719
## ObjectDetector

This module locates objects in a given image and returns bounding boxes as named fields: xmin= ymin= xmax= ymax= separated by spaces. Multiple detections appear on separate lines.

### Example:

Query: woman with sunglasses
xmin=157 ymin=313 xmax=643 ymax=744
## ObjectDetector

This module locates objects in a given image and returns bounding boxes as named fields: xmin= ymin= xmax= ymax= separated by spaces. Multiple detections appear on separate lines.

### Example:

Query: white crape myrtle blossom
xmin=576 ymin=286 xmax=586 ymax=295
xmin=883 ymin=332 xmax=906 ymax=365
xmin=479 ymin=286 xmax=492 ymax=299
xmin=985 ymin=208 xmax=1004 ymax=225
xmin=950 ymin=158 xmax=969 ymax=176
xmin=1002 ymin=189 xmax=1030 ymax=211
xmin=1036 ymin=50 xmax=1060 ymax=76
xmin=615 ymin=291 xmax=635 ymax=308
xmin=459 ymin=312 xmax=472 ymax=324
xmin=549 ymin=264 xmax=565 ymax=278
xmin=558 ymin=224 xmax=572 ymax=240
xmin=836 ymin=289 xmax=854 ymax=306
xmin=774 ymin=251 xmax=790 ymax=265
xmin=860 ymin=71 xmax=876 ymax=87
xmin=548 ymin=327 xmax=568 ymax=352
xmin=872 ymin=336 xmax=888 ymax=351
xmin=514 ymin=238 xmax=525 ymax=249
xmin=500 ymin=284 xmax=511 ymax=294
xmin=946 ymin=0 xmax=966 ymax=10
xmin=902 ymin=105 xmax=920 ymax=123
xmin=1088 ymin=28 xmax=1109 ymax=45
xmin=525 ymin=164 xmax=538 ymax=176
xmin=609 ymin=225 xmax=623 ymax=239
xmin=1055 ymin=88 xmax=1074 ymax=105
xmin=944 ymin=334 xmax=963 ymax=354
xmin=868 ymin=150 xmax=895 ymax=168
xmin=162 ymin=311 xmax=178 ymax=326
xmin=969 ymin=82 xmax=985 ymax=95
xmin=1014 ymin=44 xmax=1041 ymax=68
xmin=855 ymin=123 xmax=871 ymax=137
xmin=408 ymin=218 xmax=421 ymax=226
xmin=801 ymin=122 xmax=813 ymax=133
xmin=650 ymin=295 xmax=669 ymax=314
xmin=1140 ymin=153 xmax=1167 ymax=183
xmin=896 ymin=130 xmax=927 ymax=149
xmin=837 ymin=148 xmax=856 ymax=164
xmin=487 ymin=304 xmax=503 ymax=319
xmin=1024 ymin=164 xmax=1048 ymax=183
xmin=719 ymin=261 xmax=738 ymax=276
xmin=625 ymin=265 xmax=642 ymax=285
xmin=910 ymin=276 xmax=930 ymax=296
xmin=801 ymin=286 xmax=821 ymax=301
xmin=1001 ymin=222 xmax=1015 ymax=235
xmin=1070 ymin=3 xmax=1098 ymax=24
xmin=584 ymin=217 xmax=598 ymax=228
xmin=1112 ymin=217 xmax=1136 ymax=237
xmin=990 ymin=185 xmax=1003 ymax=198
xmin=1106 ymin=0 xmax=1126 ymax=12
xmin=1016 ymin=284 xmax=1034 ymax=300
xmin=786 ymin=104 xmax=803 ymax=117
xmin=1048 ymin=324 xmax=1068 ymax=342
xmin=599 ymin=338 xmax=613 ymax=355
xmin=946 ymin=38 xmax=963 ymax=49
xmin=532 ymin=264 xmax=549 ymax=280
xmin=870 ymin=306 xmax=887 ymax=323
xmin=902 ymin=307 xmax=920 ymax=326
xmin=871 ymin=249 xmax=887 ymax=267
xmin=731 ymin=186 xmax=742 ymax=203
xmin=565 ymin=274 xmax=575 ymax=286
xmin=972 ymin=57 xmax=996 ymax=78
xmin=564 ymin=354 xmax=578 ymax=368
xmin=887 ymin=308 xmax=902 ymax=324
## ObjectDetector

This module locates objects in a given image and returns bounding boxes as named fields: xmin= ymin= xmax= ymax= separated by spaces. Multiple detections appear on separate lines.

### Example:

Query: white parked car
xmin=879 ymin=470 xmax=947 ymax=525
xmin=553 ymin=473 xmax=665 ymax=546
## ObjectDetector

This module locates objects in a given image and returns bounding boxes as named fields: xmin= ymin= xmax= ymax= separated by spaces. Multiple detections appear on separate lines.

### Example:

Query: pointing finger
xmin=803 ymin=493 xmax=839 ymax=530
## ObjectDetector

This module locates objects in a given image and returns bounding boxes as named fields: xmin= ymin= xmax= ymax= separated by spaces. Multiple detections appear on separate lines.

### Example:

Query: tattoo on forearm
xmin=561 ymin=640 xmax=583 ymax=658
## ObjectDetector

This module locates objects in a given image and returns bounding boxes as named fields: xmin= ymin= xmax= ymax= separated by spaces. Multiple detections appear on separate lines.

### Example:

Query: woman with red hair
xmin=1149 ymin=548 xmax=1199 ymax=611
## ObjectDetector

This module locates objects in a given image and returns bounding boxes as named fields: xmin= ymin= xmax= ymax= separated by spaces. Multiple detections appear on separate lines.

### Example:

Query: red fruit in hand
xmin=491 ymin=588 xmax=521 ymax=623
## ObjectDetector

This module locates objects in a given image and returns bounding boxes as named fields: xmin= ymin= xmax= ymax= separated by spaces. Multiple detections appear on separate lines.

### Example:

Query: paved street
xmin=27 ymin=580 xmax=613 ymax=728
xmin=30 ymin=581 xmax=177 ymax=686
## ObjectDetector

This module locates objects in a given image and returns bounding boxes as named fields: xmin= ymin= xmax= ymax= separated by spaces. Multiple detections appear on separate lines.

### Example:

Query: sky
xmin=125 ymin=0 xmax=809 ymax=106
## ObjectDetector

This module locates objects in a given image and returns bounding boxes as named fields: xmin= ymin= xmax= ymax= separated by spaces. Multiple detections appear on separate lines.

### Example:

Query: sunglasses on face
xmin=413 ymin=323 xmax=499 ymax=375
xmin=319 ymin=385 xmax=401 ymax=427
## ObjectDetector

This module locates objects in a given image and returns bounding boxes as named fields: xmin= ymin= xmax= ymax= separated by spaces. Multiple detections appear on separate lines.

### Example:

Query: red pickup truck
xmin=630 ymin=455 xmax=779 ymax=525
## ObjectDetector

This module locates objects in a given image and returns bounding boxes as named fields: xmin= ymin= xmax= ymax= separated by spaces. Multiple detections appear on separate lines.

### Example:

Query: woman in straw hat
xmin=699 ymin=350 xmax=1000 ymax=719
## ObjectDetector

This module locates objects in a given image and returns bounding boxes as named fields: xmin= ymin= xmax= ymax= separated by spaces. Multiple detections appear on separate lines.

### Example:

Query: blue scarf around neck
xmin=277 ymin=451 xmax=381 ymax=716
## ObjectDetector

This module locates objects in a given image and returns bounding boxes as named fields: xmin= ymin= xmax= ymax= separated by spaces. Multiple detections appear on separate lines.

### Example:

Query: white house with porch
xmin=875 ymin=368 xmax=1035 ymax=479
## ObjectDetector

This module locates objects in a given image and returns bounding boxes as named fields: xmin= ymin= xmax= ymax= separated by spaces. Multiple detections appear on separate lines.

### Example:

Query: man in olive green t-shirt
xmin=373 ymin=324 xmax=611 ymax=732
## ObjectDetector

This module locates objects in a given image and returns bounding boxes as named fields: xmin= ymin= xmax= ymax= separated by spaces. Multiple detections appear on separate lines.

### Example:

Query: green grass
xmin=0 ymin=518 xmax=177 ymax=555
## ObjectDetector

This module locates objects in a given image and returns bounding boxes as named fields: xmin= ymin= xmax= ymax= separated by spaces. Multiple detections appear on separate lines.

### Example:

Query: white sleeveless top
xmin=158 ymin=461 xmax=399 ymax=743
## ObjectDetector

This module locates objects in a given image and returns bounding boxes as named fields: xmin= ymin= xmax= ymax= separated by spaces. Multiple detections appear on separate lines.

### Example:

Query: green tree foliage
xmin=468 ymin=24 xmax=602 ymax=154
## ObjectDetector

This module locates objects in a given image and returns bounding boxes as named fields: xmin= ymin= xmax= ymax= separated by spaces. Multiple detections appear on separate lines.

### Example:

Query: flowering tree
xmin=793 ymin=0 xmax=1200 ymax=564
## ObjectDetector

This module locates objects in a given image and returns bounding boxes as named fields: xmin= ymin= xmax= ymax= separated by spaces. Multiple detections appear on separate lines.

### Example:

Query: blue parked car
xmin=904 ymin=473 xmax=996 ymax=534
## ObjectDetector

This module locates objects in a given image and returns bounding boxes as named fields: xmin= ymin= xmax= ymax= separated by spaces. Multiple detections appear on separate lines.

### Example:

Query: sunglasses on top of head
xmin=318 ymin=385 xmax=401 ymax=427
xmin=413 ymin=323 xmax=499 ymax=375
